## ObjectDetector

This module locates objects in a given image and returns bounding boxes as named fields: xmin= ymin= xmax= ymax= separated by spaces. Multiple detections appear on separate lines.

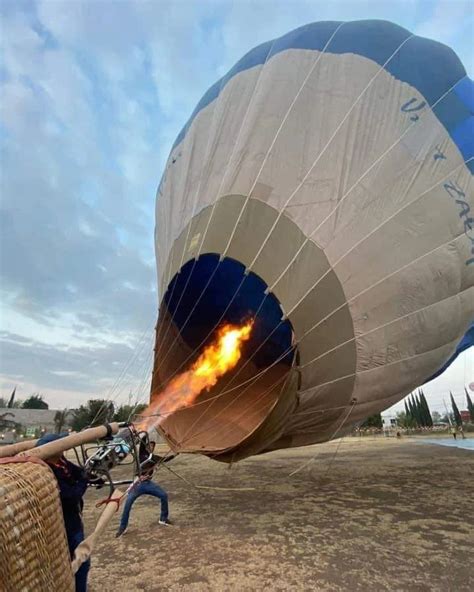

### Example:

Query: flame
xmin=138 ymin=320 xmax=253 ymax=430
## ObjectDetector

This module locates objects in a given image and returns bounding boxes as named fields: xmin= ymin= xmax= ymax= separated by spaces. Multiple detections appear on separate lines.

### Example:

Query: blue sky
xmin=0 ymin=0 xmax=473 ymax=412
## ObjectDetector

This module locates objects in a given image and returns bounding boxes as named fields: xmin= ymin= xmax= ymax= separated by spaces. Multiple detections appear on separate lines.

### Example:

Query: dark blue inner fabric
xmin=169 ymin=20 xmax=472 ymax=172
xmin=425 ymin=322 xmax=474 ymax=384
xmin=164 ymin=254 xmax=294 ymax=368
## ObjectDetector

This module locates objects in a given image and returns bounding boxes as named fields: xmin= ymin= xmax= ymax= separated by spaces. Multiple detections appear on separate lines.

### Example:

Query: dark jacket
xmin=140 ymin=453 xmax=174 ymax=480
xmin=49 ymin=458 xmax=88 ymax=535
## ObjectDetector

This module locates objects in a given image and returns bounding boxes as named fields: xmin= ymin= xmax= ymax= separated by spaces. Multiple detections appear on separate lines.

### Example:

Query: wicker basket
xmin=0 ymin=457 xmax=74 ymax=592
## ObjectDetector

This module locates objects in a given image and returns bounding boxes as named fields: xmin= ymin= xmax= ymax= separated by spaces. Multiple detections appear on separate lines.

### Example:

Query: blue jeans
xmin=68 ymin=529 xmax=90 ymax=592
xmin=119 ymin=480 xmax=169 ymax=530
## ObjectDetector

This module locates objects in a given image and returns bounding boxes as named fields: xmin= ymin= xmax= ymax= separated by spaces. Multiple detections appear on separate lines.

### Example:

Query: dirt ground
xmin=83 ymin=437 xmax=473 ymax=592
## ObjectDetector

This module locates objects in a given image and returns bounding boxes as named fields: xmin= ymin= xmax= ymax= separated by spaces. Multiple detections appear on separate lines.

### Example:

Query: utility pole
xmin=443 ymin=398 xmax=452 ymax=427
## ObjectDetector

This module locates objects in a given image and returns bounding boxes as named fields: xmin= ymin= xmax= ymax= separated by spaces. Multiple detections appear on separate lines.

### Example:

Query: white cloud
xmin=1 ymin=0 xmax=472 ymax=408
xmin=415 ymin=0 xmax=473 ymax=74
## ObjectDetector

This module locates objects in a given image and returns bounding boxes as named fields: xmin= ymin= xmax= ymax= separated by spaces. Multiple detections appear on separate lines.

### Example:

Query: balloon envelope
xmin=152 ymin=20 xmax=474 ymax=460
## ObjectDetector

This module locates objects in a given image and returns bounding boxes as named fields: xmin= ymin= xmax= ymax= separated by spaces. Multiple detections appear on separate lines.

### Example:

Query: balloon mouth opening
xmin=151 ymin=253 xmax=296 ymax=454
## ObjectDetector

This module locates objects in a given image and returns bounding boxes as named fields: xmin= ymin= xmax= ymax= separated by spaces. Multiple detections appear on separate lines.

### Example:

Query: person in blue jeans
xmin=36 ymin=433 xmax=96 ymax=592
xmin=116 ymin=440 xmax=173 ymax=537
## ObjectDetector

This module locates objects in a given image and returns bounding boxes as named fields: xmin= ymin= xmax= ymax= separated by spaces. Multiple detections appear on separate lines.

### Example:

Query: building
xmin=381 ymin=410 xmax=398 ymax=434
xmin=0 ymin=408 xmax=59 ymax=444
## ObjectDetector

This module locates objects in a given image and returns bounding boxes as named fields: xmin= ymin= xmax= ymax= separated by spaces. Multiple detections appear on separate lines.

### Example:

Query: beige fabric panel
xmin=160 ymin=206 xmax=212 ymax=291
xmin=350 ymin=334 xmax=464 ymax=412
xmin=155 ymin=66 xmax=262 ymax=274
xmin=282 ymin=290 xmax=472 ymax=439
xmin=156 ymin=49 xmax=377 ymax=278
xmin=279 ymin=335 xmax=460 ymax=448
xmin=348 ymin=235 xmax=474 ymax=336
xmin=354 ymin=288 xmax=473 ymax=372
xmin=158 ymin=196 xmax=357 ymax=444
xmin=298 ymin=341 xmax=356 ymax=392
xmin=160 ymin=196 xmax=356 ymax=373
xmin=222 ymin=53 xmax=386 ymax=216
xmin=329 ymin=168 xmax=473 ymax=300
xmin=223 ymin=199 xmax=308 ymax=288
xmin=297 ymin=287 xmax=474 ymax=381
xmin=215 ymin=50 xmax=323 ymax=202
xmin=163 ymin=195 xmax=346 ymax=324
xmin=154 ymin=43 xmax=473 ymax=456
xmin=314 ymin=113 xmax=468 ymax=260
xmin=157 ymin=48 xmax=470 ymax=282
xmin=284 ymin=375 xmax=356 ymax=432
xmin=215 ymin=368 xmax=300 ymax=462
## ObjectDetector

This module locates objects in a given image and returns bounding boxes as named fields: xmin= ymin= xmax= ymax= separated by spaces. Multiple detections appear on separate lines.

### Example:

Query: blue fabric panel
xmin=451 ymin=117 xmax=474 ymax=163
xmin=454 ymin=77 xmax=474 ymax=112
xmin=165 ymin=255 xmax=294 ymax=367
xmin=425 ymin=322 xmax=474 ymax=383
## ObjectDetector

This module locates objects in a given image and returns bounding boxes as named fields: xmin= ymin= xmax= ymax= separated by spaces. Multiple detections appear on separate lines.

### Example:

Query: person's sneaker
xmin=158 ymin=519 xmax=173 ymax=526
xmin=115 ymin=526 xmax=127 ymax=538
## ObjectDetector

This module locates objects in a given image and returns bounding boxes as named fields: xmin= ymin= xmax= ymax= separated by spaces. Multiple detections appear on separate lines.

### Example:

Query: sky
xmin=0 ymin=0 xmax=473 ymax=414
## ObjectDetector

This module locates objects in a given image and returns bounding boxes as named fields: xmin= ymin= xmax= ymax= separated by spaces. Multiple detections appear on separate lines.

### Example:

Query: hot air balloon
xmin=151 ymin=20 xmax=474 ymax=461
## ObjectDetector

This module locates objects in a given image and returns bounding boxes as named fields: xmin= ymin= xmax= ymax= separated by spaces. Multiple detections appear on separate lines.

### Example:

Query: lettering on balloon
xmin=443 ymin=180 xmax=474 ymax=265
xmin=433 ymin=145 xmax=446 ymax=161
xmin=401 ymin=97 xmax=427 ymax=122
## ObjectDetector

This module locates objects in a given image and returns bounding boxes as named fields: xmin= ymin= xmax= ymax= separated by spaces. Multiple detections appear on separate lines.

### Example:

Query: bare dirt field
xmin=84 ymin=437 xmax=473 ymax=592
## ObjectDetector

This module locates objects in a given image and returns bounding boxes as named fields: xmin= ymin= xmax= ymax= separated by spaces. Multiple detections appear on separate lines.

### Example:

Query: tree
xmin=70 ymin=400 xmax=115 ymax=431
xmin=113 ymin=403 xmax=147 ymax=423
xmin=412 ymin=395 xmax=421 ymax=426
xmin=409 ymin=394 xmax=421 ymax=427
xmin=404 ymin=396 xmax=417 ymax=426
xmin=407 ymin=396 xmax=415 ymax=424
xmin=54 ymin=409 xmax=71 ymax=433
xmin=8 ymin=387 xmax=16 ymax=408
xmin=431 ymin=411 xmax=442 ymax=424
xmin=466 ymin=388 xmax=474 ymax=422
xmin=417 ymin=391 xmax=427 ymax=427
xmin=22 ymin=394 xmax=49 ymax=410
xmin=450 ymin=392 xmax=462 ymax=427
xmin=3 ymin=387 xmax=22 ymax=408
xmin=361 ymin=413 xmax=383 ymax=429
xmin=419 ymin=390 xmax=433 ymax=427
xmin=396 ymin=411 xmax=415 ymax=428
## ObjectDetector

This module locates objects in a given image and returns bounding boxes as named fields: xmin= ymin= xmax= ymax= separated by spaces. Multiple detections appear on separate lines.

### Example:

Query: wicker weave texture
xmin=0 ymin=459 xmax=74 ymax=592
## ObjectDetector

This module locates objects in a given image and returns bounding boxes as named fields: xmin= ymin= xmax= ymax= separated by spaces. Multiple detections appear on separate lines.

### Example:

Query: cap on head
xmin=35 ymin=432 xmax=68 ymax=447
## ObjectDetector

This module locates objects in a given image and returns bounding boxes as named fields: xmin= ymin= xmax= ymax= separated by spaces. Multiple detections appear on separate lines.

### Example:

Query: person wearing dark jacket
xmin=36 ymin=433 xmax=91 ymax=592
xmin=116 ymin=441 xmax=174 ymax=537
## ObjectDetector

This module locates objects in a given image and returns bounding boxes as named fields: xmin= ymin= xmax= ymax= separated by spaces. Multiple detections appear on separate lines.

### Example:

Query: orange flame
xmin=138 ymin=320 xmax=253 ymax=430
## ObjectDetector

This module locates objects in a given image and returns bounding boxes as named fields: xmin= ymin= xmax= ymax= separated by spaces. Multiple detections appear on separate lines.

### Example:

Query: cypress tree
xmin=420 ymin=390 xmax=433 ymax=427
xmin=408 ymin=396 xmax=416 ymax=425
xmin=466 ymin=388 xmax=474 ymax=422
xmin=416 ymin=391 xmax=424 ymax=427
xmin=7 ymin=387 xmax=16 ymax=409
xmin=425 ymin=392 xmax=433 ymax=427
xmin=450 ymin=392 xmax=462 ymax=427
xmin=415 ymin=393 xmax=425 ymax=427
xmin=404 ymin=399 xmax=410 ymax=421
xmin=411 ymin=394 xmax=421 ymax=427
xmin=419 ymin=391 xmax=427 ymax=426
xmin=413 ymin=393 xmax=421 ymax=426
